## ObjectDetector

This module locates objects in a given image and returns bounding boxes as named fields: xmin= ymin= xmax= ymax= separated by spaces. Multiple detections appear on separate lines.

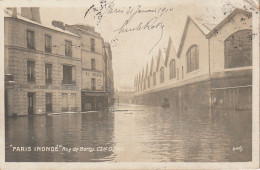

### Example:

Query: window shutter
xmin=72 ymin=66 xmax=76 ymax=82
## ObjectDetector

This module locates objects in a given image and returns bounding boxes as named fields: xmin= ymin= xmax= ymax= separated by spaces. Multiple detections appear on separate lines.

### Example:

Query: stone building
xmin=104 ymin=42 xmax=115 ymax=106
xmin=55 ymin=23 xmax=108 ymax=111
xmin=134 ymin=8 xmax=252 ymax=114
xmin=4 ymin=7 xmax=114 ymax=116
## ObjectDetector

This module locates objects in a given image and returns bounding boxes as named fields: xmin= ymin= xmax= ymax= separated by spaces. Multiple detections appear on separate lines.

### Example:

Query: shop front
xmin=81 ymin=91 xmax=108 ymax=111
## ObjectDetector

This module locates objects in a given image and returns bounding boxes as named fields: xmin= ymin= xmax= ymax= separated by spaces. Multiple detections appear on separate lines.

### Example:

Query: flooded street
xmin=5 ymin=103 xmax=251 ymax=162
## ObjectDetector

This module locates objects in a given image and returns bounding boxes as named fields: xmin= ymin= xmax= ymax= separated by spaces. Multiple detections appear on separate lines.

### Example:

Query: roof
xmin=156 ymin=49 xmax=163 ymax=72
xmin=4 ymin=8 xmax=80 ymax=37
xmin=177 ymin=8 xmax=252 ymax=58
xmin=164 ymin=37 xmax=177 ymax=66
xmin=149 ymin=57 xmax=154 ymax=76
xmin=206 ymin=8 xmax=252 ymax=38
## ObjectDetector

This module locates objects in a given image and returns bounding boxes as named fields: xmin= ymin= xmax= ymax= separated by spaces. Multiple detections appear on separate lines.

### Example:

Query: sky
xmin=40 ymin=0 xmax=256 ymax=89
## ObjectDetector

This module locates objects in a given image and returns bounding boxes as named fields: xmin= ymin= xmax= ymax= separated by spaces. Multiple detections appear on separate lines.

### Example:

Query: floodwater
xmin=5 ymin=103 xmax=252 ymax=162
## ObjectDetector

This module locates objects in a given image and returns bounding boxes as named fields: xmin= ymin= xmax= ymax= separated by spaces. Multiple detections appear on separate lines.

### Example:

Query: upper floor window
xmin=45 ymin=35 xmax=52 ymax=53
xmin=153 ymin=72 xmax=156 ymax=86
xmin=27 ymin=30 xmax=35 ymax=49
xmin=27 ymin=60 xmax=35 ymax=83
xmin=62 ymin=65 xmax=75 ymax=84
xmin=182 ymin=66 xmax=184 ymax=79
xmin=148 ymin=76 xmax=150 ymax=88
xmin=45 ymin=64 xmax=52 ymax=84
xmin=90 ymin=38 xmax=95 ymax=52
xmin=91 ymin=59 xmax=96 ymax=70
xmin=186 ymin=45 xmax=199 ymax=73
xmin=160 ymin=67 xmax=164 ymax=83
xmin=224 ymin=29 xmax=252 ymax=68
xmin=65 ymin=40 xmax=72 ymax=57
xmin=91 ymin=78 xmax=96 ymax=90
xmin=169 ymin=59 xmax=176 ymax=79
xmin=177 ymin=68 xmax=179 ymax=80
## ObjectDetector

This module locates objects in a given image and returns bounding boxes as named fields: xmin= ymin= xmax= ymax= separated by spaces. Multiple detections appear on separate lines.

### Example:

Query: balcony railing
xmin=62 ymin=80 xmax=76 ymax=85
xmin=27 ymin=76 xmax=35 ymax=83
xmin=45 ymin=78 xmax=52 ymax=84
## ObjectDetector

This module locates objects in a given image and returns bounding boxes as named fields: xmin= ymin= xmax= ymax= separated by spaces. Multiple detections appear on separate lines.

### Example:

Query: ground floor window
xmin=46 ymin=93 xmax=52 ymax=112
xmin=71 ymin=93 xmax=76 ymax=111
xmin=28 ymin=92 xmax=35 ymax=115
xmin=62 ymin=93 xmax=68 ymax=111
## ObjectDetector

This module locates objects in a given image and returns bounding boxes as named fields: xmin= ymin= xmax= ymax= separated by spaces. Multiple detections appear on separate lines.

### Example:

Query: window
xmin=65 ymin=40 xmax=72 ymax=57
xmin=46 ymin=93 xmax=52 ymax=112
xmin=169 ymin=59 xmax=176 ymax=79
xmin=160 ymin=67 xmax=164 ymax=83
xmin=91 ymin=78 xmax=96 ymax=90
xmin=91 ymin=59 xmax=96 ymax=70
xmin=45 ymin=35 xmax=52 ymax=53
xmin=62 ymin=65 xmax=75 ymax=84
xmin=148 ymin=76 xmax=150 ymax=88
xmin=62 ymin=93 xmax=68 ymax=111
xmin=153 ymin=72 xmax=156 ymax=86
xmin=45 ymin=64 xmax=52 ymax=84
xmin=90 ymin=38 xmax=95 ymax=52
xmin=71 ymin=93 xmax=76 ymax=111
xmin=224 ymin=29 xmax=252 ymax=68
xmin=177 ymin=68 xmax=179 ymax=80
xmin=27 ymin=30 xmax=35 ymax=49
xmin=186 ymin=45 xmax=199 ymax=73
xmin=182 ymin=66 xmax=184 ymax=79
xmin=27 ymin=60 xmax=35 ymax=82
xmin=144 ymin=80 xmax=146 ymax=89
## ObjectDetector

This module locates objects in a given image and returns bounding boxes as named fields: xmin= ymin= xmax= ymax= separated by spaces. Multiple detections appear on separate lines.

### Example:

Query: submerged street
xmin=5 ymin=103 xmax=251 ymax=162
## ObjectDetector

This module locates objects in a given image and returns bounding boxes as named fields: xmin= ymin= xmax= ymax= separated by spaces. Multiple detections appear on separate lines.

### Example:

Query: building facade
xmin=104 ymin=42 xmax=115 ymax=106
xmin=134 ymin=8 xmax=252 ymax=114
xmin=4 ymin=8 xmax=114 ymax=116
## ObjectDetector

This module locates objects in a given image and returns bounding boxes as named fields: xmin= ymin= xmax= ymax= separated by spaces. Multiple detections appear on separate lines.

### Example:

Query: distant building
xmin=134 ymin=8 xmax=252 ymax=112
xmin=4 ymin=7 xmax=114 ymax=116
xmin=115 ymin=86 xmax=135 ymax=104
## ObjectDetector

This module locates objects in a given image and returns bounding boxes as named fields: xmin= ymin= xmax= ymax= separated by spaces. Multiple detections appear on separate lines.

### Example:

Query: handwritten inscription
xmin=84 ymin=0 xmax=173 ymax=53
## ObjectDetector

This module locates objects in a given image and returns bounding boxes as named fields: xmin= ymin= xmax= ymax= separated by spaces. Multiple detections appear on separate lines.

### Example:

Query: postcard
xmin=0 ymin=0 xmax=259 ymax=169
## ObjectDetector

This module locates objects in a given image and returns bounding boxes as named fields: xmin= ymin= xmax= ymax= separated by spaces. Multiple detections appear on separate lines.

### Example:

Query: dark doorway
xmin=28 ymin=92 xmax=35 ymax=115
xmin=5 ymin=89 xmax=8 ymax=117
xmin=46 ymin=93 xmax=52 ymax=112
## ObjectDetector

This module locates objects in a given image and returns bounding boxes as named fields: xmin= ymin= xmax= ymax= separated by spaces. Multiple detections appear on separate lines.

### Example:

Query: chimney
xmin=21 ymin=7 xmax=41 ymax=23
xmin=12 ymin=8 xmax=17 ymax=18
xmin=52 ymin=20 xmax=65 ymax=30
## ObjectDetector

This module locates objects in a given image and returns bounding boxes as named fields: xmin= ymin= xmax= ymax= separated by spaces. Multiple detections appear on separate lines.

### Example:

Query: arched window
xmin=224 ymin=29 xmax=252 ymax=68
xmin=153 ymin=72 xmax=156 ymax=86
xmin=186 ymin=45 xmax=199 ymax=73
xmin=169 ymin=59 xmax=176 ymax=79
xmin=148 ymin=76 xmax=150 ymax=88
xmin=160 ymin=67 xmax=164 ymax=83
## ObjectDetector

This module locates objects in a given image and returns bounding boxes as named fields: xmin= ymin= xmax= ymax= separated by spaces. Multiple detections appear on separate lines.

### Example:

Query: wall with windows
xmin=178 ymin=19 xmax=209 ymax=82
xmin=4 ymin=17 xmax=82 ymax=115
xmin=4 ymin=18 xmax=81 ymax=59
xmin=81 ymin=50 xmax=104 ymax=71
xmin=209 ymin=12 xmax=252 ymax=73
xmin=81 ymin=70 xmax=104 ymax=91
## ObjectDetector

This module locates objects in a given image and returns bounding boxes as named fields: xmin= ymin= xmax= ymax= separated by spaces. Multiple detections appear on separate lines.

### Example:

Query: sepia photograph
xmin=1 ymin=0 xmax=259 ymax=169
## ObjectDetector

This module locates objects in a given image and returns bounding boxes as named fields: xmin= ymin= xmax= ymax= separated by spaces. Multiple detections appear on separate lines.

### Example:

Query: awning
xmin=82 ymin=90 xmax=107 ymax=97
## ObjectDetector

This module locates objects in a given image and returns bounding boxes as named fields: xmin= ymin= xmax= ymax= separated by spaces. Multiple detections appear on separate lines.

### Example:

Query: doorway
xmin=28 ymin=92 xmax=35 ymax=115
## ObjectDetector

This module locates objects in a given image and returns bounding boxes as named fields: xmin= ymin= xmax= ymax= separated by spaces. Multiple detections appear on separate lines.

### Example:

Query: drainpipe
xmin=208 ymin=38 xmax=212 ymax=121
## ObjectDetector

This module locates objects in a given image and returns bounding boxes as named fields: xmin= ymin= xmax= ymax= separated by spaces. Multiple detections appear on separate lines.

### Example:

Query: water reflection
xmin=5 ymin=104 xmax=251 ymax=162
